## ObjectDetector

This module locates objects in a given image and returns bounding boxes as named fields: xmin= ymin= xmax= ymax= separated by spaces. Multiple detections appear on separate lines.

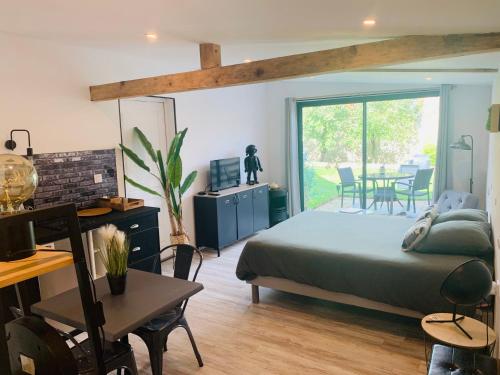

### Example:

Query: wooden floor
xmin=131 ymin=239 xmax=428 ymax=375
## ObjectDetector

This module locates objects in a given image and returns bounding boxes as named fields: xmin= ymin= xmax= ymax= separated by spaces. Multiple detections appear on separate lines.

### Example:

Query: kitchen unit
xmin=37 ymin=206 xmax=161 ymax=276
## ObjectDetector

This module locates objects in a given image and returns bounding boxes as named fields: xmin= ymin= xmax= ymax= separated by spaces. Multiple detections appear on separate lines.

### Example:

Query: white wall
xmin=265 ymin=81 xmax=492 ymax=206
xmin=447 ymin=85 xmax=492 ymax=208
xmin=171 ymin=85 xmax=268 ymax=239
xmin=486 ymin=74 xmax=500 ymax=357
xmin=0 ymin=32 xmax=267 ymax=241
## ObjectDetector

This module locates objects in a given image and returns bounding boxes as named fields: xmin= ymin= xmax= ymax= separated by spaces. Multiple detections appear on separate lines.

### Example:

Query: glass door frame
xmin=297 ymin=89 xmax=440 ymax=211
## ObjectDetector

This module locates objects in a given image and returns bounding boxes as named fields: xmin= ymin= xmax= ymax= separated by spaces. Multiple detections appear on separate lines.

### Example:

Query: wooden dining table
xmin=31 ymin=268 xmax=203 ymax=342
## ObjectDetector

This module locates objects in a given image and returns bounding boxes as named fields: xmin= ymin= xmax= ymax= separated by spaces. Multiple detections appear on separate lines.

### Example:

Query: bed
xmin=236 ymin=211 xmax=488 ymax=318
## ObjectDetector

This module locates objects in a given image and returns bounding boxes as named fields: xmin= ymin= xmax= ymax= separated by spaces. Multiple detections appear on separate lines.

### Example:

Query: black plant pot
xmin=106 ymin=272 xmax=127 ymax=295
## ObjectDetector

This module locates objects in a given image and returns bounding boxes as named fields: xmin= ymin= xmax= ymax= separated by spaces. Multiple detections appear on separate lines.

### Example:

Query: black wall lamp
xmin=5 ymin=129 xmax=34 ymax=157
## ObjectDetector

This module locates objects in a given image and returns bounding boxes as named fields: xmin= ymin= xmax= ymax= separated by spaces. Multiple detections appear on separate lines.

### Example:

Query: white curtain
xmin=434 ymin=84 xmax=451 ymax=201
xmin=285 ymin=97 xmax=301 ymax=216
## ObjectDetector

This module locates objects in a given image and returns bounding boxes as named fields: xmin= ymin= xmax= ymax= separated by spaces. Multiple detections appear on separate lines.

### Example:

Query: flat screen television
xmin=210 ymin=157 xmax=241 ymax=191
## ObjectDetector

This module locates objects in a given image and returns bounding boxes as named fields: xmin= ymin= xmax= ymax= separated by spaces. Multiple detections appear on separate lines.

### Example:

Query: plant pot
xmin=170 ymin=233 xmax=190 ymax=245
xmin=106 ymin=272 xmax=127 ymax=295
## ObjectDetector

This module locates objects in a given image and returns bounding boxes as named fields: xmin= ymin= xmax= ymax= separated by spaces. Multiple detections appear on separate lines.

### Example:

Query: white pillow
xmin=401 ymin=216 xmax=433 ymax=252
xmin=415 ymin=206 xmax=439 ymax=223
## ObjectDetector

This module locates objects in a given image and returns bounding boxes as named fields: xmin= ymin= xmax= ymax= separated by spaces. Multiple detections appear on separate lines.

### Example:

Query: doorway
xmin=119 ymin=96 xmax=177 ymax=246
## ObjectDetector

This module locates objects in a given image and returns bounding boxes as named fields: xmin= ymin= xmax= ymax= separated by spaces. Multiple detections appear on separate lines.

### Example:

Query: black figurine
xmin=244 ymin=144 xmax=263 ymax=185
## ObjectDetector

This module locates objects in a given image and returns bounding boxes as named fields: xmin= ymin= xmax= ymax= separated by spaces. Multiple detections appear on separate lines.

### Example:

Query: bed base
xmin=248 ymin=276 xmax=424 ymax=319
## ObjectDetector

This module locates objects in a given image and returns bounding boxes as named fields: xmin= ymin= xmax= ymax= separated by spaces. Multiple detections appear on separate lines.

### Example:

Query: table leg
xmin=15 ymin=278 xmax=40 ymax=316
xmin=120 ymin=334 xmax=129 ymax=346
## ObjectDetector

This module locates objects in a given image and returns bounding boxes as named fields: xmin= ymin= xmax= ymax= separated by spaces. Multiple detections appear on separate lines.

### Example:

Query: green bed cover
xmin=236 ymin=211 xmax=483 ymax=315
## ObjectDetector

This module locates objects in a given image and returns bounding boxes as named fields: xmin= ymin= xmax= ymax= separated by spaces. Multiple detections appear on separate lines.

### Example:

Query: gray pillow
xmin=415 ymin=220 xmax=492 ymax=256
xmin=433 ymin=209 xmax=488 ymax=225
xmin=402 ymin=217 xmax=432 ymax=252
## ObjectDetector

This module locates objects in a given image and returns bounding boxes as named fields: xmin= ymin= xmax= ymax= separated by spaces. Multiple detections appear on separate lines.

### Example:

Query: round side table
xmin=421 ymin=313 xmax=496 ymax=366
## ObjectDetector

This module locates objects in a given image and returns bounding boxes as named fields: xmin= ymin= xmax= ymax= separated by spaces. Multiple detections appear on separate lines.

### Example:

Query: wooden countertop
xmin=0 ymin=246 xmax=73 ymax=288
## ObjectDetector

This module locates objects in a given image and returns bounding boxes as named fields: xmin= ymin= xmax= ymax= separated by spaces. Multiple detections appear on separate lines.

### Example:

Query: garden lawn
xmin=304 ymin=166 xmax=434 ymax=210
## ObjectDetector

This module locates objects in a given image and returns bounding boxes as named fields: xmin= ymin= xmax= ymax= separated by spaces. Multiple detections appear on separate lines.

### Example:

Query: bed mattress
xmin=236 ymin=211 xmax=481 ymax=314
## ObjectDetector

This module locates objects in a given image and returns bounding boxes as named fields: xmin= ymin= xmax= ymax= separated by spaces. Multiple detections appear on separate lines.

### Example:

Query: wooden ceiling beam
xmin=358 ymin=68 xmax=499 ymax=73
xmin=89 ymin=32 xmax=500 ymax=101
xmin=199 ymin=43 xmax=221 ymax=69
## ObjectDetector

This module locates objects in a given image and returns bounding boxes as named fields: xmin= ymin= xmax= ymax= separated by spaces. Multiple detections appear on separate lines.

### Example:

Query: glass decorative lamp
xmin=0 ymin=154 xmax=38 ymax=261
xmin=0 ymin=154 xmax=38 ymax=213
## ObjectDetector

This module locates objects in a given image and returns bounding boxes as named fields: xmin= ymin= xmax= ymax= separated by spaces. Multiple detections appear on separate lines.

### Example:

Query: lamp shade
xmin=440 ymin=259 xmax=492 ymax=306
xmin=0 ymin=154 xmax=38 ymax=213
xmin=450 ymin=136 xmax=472 ymax=150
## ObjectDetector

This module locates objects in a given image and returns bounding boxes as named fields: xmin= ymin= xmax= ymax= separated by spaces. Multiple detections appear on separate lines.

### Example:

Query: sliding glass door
xmin=298 ymin=90 xmax=440 ymax=213
xmin=299 ymin=101 xmax=363 ymax=211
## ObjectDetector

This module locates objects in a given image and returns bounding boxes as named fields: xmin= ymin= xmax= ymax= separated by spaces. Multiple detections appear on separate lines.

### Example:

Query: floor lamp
xmin=450 ymin=135 xmax=474 ymax=193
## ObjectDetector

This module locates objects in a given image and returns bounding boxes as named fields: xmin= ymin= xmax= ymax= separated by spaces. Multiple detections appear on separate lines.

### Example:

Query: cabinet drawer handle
xmin=130 ymin=224 xmax=140 ymax=229
xmin=225 ymin=199 xmax=231 ymax=204
xmin=243 ymin=194 xmax=247 ymax=198
xmin=132 ymin=246 xmax=141 ymax=252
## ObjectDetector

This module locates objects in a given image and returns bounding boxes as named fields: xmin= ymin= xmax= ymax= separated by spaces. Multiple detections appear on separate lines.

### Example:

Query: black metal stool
xmin=428 ymin=344 xmax=497 ymax=374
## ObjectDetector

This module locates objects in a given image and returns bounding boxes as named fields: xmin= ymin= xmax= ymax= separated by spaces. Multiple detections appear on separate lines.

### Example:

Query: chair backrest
xmin=157 ymin=244 xmax=203 ymax=315
xmin=396 ymin=164 xmax=419 ymax=189
xmin=412 ymin=168 xmax=434 ymax=191
xmin=157 ymin=244 xmax=203 ymax=283
xmin=399 ymin=164 xmax=419 ymax=176
xmin=0 ymin=204 xmax=106 ymax=374
xmin=174 ymin=244 xmax=203 ymax=282
xmin=337 ymin=167 xmax=355 ymax=185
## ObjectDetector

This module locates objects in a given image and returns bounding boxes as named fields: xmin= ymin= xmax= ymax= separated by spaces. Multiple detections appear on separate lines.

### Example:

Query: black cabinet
xmin=237 ymin=191 xmax=254 ymax=239
xmin=217 ymin=196 xmax=238 ymax=248
xmin=253 ymin=186 xmax=270 ymax=231
xmin=111 ymin=209 xmax=161 ymax=275
xmin=269 ymin=188 xmax=289 ymax=227
xmin=194 ymin=183 xmax=269 ymax=256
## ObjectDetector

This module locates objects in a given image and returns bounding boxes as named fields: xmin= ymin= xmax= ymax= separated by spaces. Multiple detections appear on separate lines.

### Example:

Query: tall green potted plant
xmin=119 ymin=127 xmax=197 ymax=244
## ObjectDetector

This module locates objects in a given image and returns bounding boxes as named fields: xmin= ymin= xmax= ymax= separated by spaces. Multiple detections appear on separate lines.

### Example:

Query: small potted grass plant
xmin=97 ymin=224 xmax=129 ymax=295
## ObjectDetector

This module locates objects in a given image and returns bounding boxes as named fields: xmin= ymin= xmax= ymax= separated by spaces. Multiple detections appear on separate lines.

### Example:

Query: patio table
xmin=361 ymin=172 xmax=414 ymax=214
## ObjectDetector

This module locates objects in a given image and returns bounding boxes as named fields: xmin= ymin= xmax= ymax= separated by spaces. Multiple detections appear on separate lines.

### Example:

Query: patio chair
xmin=395 ymin=168 xmax=434 ymax=212
xmin=396 ymin=164 xmax=419 ymax=190
xmin=336 ymin=167 xmax=361 ymax=207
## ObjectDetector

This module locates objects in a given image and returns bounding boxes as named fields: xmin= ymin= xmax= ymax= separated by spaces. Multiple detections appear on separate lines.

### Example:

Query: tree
xmin=303 ymin=103 xmax=362 ymax=165
xmin=302 ymin=99 xmax=423 ymax=165
xmin=366 ymin=99 xmax=422 ymax=164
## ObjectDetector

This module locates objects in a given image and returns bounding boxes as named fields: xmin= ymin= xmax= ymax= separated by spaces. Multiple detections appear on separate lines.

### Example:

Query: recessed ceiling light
xmin=145 ymin=33 xmax=158 ymax=41
xmin=363 ymin=19 xmax=376 ymax=26
xmin=425 ymin=77 xmax=433 ymax=81
xmin=243 ymin=59 xmax=253 ymax=63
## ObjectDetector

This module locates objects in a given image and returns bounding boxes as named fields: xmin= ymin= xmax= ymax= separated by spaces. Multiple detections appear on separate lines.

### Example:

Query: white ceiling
xmin=1 ymin=0 xmax=499 ymax=84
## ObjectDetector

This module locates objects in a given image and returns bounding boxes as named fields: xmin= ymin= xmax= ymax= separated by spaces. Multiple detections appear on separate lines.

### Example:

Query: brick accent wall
xmin=32 ymin=149 xmax=118 ymax=209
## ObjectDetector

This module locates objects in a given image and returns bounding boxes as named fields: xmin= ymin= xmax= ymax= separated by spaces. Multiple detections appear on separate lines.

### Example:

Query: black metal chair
xmin=133 ymin=244 xmax=203 ymax=375
xmin=1 ymin=204 xmax=138 ymax=375
xmin=395 ymin=168 xmax=434 ymax=212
